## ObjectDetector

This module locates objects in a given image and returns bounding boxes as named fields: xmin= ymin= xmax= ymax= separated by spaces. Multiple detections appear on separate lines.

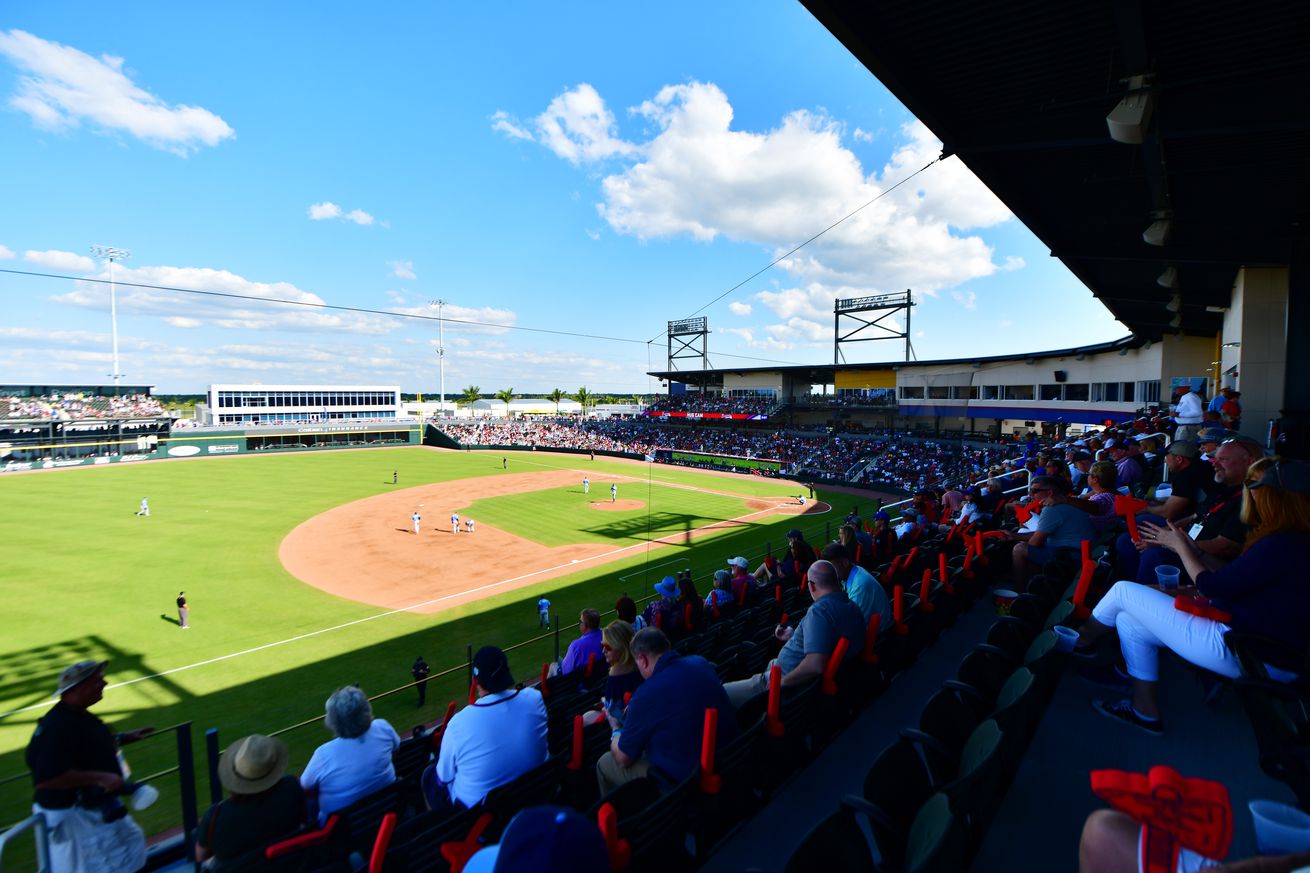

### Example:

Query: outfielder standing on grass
xmin=136 ymin=497 xmax=150 ymax=517
xmin=611 ymin=483 xmax=617 ymax=503
xmin=583 ymin=477 xmax=590 ymax=495
xmin=538 ymin=597 xmax=551 ymax=627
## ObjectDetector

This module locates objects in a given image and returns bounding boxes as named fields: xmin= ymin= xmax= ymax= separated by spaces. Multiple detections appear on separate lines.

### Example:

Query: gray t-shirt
xmin=1036 ymin=502 xmax=1096 ymax=550
xmin=776 ymin=591 xmax=867 ymax=676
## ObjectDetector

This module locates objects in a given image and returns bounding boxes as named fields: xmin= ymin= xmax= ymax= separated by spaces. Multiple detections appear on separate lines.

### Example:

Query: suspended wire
xmin=0 ymin=267 xmax=804 ymax=368
xmin=650 ymin=154 xmax=945 ymax=342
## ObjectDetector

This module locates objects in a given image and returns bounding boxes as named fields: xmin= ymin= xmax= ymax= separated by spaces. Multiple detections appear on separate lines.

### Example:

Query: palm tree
xmin=573 ymin=386 xmax=592 ymax=418
xmin=495 ymin=388 xmax=515 ymax=419
xmin=459 ymin=385 xmax=481 ymax=415
xmin=547 ymin=388 xmax=567 ymax=417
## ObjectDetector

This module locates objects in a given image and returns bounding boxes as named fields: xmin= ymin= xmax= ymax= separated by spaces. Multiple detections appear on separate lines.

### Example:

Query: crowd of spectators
xmin=3 ymin=393 xmax=166 ymax=420
xmin=644 ymin=393 xmax=776 ymax=416
xmin=858 ymin=439 xmax=1018 ymax=491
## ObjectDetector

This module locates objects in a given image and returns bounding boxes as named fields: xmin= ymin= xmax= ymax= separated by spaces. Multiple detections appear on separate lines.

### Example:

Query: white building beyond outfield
xmin=202 ymin=385 xmax=401 ymax=426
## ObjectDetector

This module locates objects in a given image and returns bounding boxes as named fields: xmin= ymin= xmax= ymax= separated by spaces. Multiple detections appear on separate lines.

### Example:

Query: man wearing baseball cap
xmin=26 ymin=660 xmax=154 ymax=873
xmin=430 ymin=646 xmax=547 ymax=812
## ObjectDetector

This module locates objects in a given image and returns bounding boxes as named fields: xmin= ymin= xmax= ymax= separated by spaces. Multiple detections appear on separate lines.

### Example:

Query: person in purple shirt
xmin=1073 ymin=458 xmax=1310 ymax=736
xmin=560 ymin=609 xmax=604 ymax=676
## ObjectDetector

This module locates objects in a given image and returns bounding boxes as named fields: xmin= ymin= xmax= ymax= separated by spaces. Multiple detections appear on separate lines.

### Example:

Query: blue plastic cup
xmin=1155 ymin=566 xmax=1181 ymax=591
xmin=1052 ymin=625 xmax=1079 ymax=653
xmin=1250 ymin=800 xmax=1310 ymax=855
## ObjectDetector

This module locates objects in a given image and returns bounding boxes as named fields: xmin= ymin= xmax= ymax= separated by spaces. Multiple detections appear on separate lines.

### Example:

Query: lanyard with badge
xmin=1189 ymin=498 xmax=1229 ymax=540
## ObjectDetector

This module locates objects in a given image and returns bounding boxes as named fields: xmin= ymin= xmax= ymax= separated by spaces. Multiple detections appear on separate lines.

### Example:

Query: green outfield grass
xmin=463 ymin=480 xmax=762 ymax=547
xmin=0 ymin=447 xmax=864 ymax=836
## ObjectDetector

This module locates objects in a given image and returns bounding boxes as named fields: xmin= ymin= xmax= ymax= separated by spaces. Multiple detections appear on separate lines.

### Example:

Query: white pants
xmin=1091 ymin=582 xmax=1239 ymax=683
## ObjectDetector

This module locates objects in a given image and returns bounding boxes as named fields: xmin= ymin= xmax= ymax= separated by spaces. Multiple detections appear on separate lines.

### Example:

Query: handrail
xmin=0 ymin=813 xmax=49 ymax=872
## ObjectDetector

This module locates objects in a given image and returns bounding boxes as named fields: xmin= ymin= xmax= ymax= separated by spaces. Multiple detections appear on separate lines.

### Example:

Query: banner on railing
xmin=655 ymin=448 xmax=782 ymax=473
xmin=642 ymin=411 xmax=768 ymax=421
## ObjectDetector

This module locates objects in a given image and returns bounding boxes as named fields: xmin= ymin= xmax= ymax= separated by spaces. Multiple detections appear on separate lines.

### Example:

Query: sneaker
xmin=1078 ymin=664 xmax=1133 ymax=694
xmin=1092 ymin=698 xmax=1163 ymax=736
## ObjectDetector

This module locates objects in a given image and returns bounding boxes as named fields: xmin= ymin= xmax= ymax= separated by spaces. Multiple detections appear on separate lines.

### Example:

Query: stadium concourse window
xmin=1091 ymin=382 xmax=1136 ymax=403
xmin=1039 ymin=383 xmax=1062 ymax=401
xmin=1004 ymin=384 xmax=1035 ymax=401
xmin=952 ymin=385 xmax=980 ymax=400
xmin=982 ymin=385 xmax=1002 ymax=400
xmin=899 ymin=386 xmax=925 ymax=400
xmin=927 ymin=386 xmax=951 ymax=400
xmin=1138 ymin=379 xmax=1161 ymax=404
xmin=1064 ymin=383 xmax=1090 ymax=402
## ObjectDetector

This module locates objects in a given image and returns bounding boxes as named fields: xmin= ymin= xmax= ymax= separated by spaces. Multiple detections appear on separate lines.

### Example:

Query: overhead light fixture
xmin=1106 ymin=75 xmax=1153 ymax=145
xmin=1118 ymin=348 xmax=1130 ymax=356
xmin=1157 ymin=266 xmax=1179 ymax=288
xmin=1165 ymin=293 xmax=1182 ymax=313
xmin=1143 ymin=339 xmax=1153 ymax=351
xmin=1222 ymin=341 xmax=1241 ymax=349
xmin=1143 ymin=212 xmax=1172 ymax=247
xmin=1205 ymin=306 xmax=1227 ymax=313
xmin=1075 ymin=353 xmax=1087 ymax=361
xmin=1169 ymin=314 xmax=1182 ymax=329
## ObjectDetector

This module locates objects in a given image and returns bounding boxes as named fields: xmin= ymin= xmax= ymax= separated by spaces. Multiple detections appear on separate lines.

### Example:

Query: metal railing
xmin=0 ymin=813 xmax=49 ymax=873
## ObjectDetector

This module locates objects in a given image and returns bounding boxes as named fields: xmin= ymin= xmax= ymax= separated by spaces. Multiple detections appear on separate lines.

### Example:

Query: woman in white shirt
xmin=300 ymin=686 xmax=399 ymax=822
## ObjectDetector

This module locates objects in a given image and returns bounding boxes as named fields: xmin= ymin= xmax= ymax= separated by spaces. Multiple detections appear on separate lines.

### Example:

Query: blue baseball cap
xmin=463 ymin=806 xmax=609 ymax=873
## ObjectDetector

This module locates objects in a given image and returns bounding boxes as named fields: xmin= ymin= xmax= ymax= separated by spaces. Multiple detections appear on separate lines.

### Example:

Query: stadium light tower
xmin=90 ymin=245 xmax=131 ymax=392
xmin=429 ymin=298 xmax=446 ymax=418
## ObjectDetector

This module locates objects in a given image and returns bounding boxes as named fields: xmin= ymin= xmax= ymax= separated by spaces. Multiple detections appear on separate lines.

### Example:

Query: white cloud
xmin=389 ymin=301 xmax=518 ymax=336
xmin=0 ymin=244 xmax=14 ymax=259
xmin=0 ymin=29 xmax=233 ymax=155
xmin=951 ymin=290 xmax=978 ymax=311
xmin=511 ymin=81 xmax=1019 ymax=354
xmin=308 ymin=201 xmax=378 ymax=226
xmin=24 ymin=249 xmax=95 ymax=272
xmin=490 ymin=110 xmax=532 ymax=141
xmin=164 ymin=316 xmax=201 ymax=328
xmin=728 ymin=301 xmax=752 ymax=316
xmin=492 ymin=83 xmax=637 ymax=165
xmin=53 ymin=263 xmax=396 ymax=335
xmin=308 ymin=201 xmax=342 ymax=220
xmin=585 ymin=228 xmax=601 ymax=241
xmin=387 ymin=259 xmax=416 ymax=280
xmin=1002 ymin=256 xmax=1025 ymax=271
xmin=852 ymin=127 xmax=876 ymax=143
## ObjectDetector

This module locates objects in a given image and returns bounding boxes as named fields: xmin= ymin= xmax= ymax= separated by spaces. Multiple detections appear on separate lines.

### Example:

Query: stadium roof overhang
xmin=649 ymin=335 xmax=1140 ymax=386
xmin=798 ymin=0 xmax=1310 ymax=340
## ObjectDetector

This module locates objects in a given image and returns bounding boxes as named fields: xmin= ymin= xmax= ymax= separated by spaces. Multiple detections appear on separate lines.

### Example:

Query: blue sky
xmin=0 ymin=2 xmax=1127 ymax=395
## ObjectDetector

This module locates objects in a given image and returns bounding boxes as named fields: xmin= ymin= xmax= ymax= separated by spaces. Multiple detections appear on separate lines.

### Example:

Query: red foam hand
xmin=918 ymin=569 xmax=935 ymax=614
xmin=1115 ymin=495 xmax=1150 ymax=543
xmin=766 ymin=664 xmax=784 ymax=737
xmin=568 ymin=714 xmax=585 ymax=770
xmin=1091 ymin=766 xmax=1232 ymax=873
xmin=893 ymin=585 xmax=908 ymax=635
xmin=938 ymin=554 xmax=953 ymax=594
xmin=1173 ymin=596 xmax=1233 ymax=624
xmin=597 ymin=803 xmax=631 ymax=873
xmin=699 ymin=708 xmax=722 ymax=794
xmin=1013 ymin=501 xmax=1038 ymax=524
xmin=862 ymin=614 xmax=881 ymax=665
xmin=822 ymin=637 xmax=850 ymax=696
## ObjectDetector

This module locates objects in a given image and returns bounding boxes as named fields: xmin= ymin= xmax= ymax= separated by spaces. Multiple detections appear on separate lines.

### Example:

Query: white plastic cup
xmin=1052 ymin=625 xmax=1079 ymax=653
xmin=1155 ymin=566 xmax=1181 ymax=591
xmin=1250 ymin=800 xmax=1310 ymax=856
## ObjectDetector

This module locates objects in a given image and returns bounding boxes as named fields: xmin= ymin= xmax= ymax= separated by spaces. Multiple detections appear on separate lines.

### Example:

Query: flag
xmin=645 ymin=453 xmax=655 ymax=463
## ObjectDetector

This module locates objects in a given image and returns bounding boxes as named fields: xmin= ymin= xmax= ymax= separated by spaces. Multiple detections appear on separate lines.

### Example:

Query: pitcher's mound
xmin=591 ymin=499 xmax=645 ymax=511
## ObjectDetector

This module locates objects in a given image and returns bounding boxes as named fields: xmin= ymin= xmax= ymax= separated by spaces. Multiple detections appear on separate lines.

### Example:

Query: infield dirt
xmin=279 ymin=468 xmax=823 ymax=614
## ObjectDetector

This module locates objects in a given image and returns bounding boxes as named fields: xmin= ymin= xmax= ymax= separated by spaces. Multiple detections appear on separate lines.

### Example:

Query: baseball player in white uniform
xmin=136 ymin=497 xmax=150 ymax=517
xmin=412 ymin=510 xmax=421 ymax=534
xmin=451 ymin=512 xmax=460 ymax=533
xmin=465 ymin=518 xmax=474 ymax=533
xmin=610 ymin=483 xmax=617 ymax=503
xmin=583 ymin=477 xmax=590 ymax=494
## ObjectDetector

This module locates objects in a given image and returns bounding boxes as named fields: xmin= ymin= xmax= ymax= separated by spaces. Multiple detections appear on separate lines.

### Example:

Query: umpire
xmin=411 ymin=656 xmax=430 ymax=707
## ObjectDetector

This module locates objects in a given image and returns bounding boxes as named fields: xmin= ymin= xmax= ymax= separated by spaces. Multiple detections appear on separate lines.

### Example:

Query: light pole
xmin=429 ymin=298 xmax=446 ymax=418
xmin=90 ymin=245 xmax=130 ymax=393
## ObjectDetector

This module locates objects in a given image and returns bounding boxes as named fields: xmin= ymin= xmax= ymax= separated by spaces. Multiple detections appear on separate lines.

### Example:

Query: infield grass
xmin=0 ymin=447 xmax=870 ymax=835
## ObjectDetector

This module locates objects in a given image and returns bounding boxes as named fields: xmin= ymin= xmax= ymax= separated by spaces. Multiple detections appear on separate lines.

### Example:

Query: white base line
xmin=0 ymin=485 xmax=825 ymax=720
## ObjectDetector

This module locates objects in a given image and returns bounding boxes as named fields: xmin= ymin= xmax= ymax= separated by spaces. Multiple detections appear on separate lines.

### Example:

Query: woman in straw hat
xmin=195 ymin=734 xmax=305 ymax=870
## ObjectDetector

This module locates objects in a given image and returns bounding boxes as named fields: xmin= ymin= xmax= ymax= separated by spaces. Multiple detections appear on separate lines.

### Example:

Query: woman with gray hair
xmin=300 ymin=686 xmax=400 ymax=822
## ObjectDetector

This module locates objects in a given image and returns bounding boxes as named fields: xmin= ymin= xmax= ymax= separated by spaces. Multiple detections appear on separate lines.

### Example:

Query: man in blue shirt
xmin=596 ymin=628 xmax=737 ymax=795
xmin=1007 ymin=475 xmax=1095 ymax=586
xmin=559 ymin=609 xmax=603 ymax=675
xmin=722 ymin=561 xmax=866 ymax=709
xmin=820 ymin=542 xmax=889 ymax=630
